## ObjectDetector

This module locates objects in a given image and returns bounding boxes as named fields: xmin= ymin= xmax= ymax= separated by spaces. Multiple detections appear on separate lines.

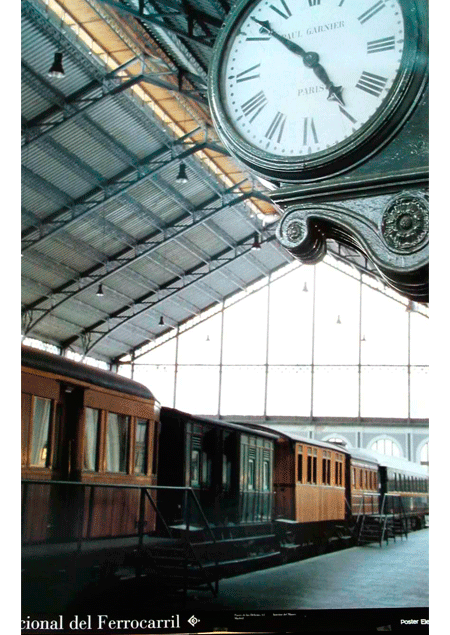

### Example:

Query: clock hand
xmin=251 ymin=17 xmax=307 ymax=57
xmin=303 ymin=52 xmax=345 ymax=107
xmin=251 ymin=17 xmax=345 ymax=107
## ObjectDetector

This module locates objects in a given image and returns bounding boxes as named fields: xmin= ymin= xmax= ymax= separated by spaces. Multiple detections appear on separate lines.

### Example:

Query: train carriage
xmin=348 ymin=449 xmax=380 ymax=518
xmin=21 ymin=346 xmax=161 ymax=547
xmin=21 ymin=346 xmax=429 ymax=608
xmin=247 ymin=426 xmax=351 ymax=551
xmin=158 ymin=407 xmax=278 ymax=532
xmin=373 ymin=451 xmax=429 ymax=529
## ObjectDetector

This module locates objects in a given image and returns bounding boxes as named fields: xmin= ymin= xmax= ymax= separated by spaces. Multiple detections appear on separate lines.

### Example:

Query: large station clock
xmin=208 ymin=0 xmax=428 ymax=183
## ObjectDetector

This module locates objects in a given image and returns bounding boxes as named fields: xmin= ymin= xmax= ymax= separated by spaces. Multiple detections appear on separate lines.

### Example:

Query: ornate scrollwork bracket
xmin=276 ymin=191 xmax=429 ymax=302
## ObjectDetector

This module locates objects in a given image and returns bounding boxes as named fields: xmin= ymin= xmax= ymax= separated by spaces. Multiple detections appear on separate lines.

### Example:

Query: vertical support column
xmin=407 ymin=308 xmax=411 ymax=421
xmin=358 ymin=273 xmax=363 ymax=418
xmin=130 ymin=350 xmax=135 ymax=380
xmin=263 ymin=275 xmax=271 ymax=418
xmin=217 ymin=301 xmax=225 ymax=416
xmin=310 ymin=266 xmax=317 ymax=419
xmin=173 ymin=326 xmax=180 ymax=408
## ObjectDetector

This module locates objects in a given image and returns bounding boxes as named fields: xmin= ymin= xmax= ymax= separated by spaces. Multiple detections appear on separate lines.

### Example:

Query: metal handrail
xmin=22 ymin=478 xmax=220 ymax=595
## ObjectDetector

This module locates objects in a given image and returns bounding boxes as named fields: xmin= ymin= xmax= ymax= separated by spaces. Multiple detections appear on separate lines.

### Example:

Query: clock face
xmin=209 ymin=0 xmax=423 ymax=182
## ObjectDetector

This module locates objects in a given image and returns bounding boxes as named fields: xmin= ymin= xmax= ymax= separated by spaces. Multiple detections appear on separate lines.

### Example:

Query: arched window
xmin=420 ymin=442 xmax=429 ymax=470
xmin=370 ymin=438 xmax=401 ymax=457
xmin=326 ymin=437 xmax=348 ymax=448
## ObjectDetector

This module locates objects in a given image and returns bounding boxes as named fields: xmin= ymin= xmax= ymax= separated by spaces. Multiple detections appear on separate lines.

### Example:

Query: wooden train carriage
xmin=376 ymin=453 xmax=429 ymax=529
xmin=261 ymin=427 xmax=349 ymax=543
xmin=158 ymin=408 xmax=278 ymax=529
xmin=348 ymin=449 xmax=380 ymax=517
xmin=21 ymin=346 xmax=160 ymax=545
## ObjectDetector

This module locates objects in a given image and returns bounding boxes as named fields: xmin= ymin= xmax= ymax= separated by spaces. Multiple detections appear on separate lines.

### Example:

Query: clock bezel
xmin=208 ymin=0 xmax=428 ymax=184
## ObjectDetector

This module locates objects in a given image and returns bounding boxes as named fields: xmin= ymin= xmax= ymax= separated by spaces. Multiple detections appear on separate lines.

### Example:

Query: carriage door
xmin=49 ymin=384 xmax=86 ymax=541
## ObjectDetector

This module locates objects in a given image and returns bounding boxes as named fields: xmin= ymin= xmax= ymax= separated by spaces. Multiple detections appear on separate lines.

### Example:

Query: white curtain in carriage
xmin=83 ymin=408 xmax=99 ymax=470
xmin=105 ymin=412 xmax=130 ymax=473
xmin=30 ymin=397 xmax=51 ymax=466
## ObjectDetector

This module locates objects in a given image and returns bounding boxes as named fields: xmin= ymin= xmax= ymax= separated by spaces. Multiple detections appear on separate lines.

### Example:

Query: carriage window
xmin=135 ymin=419 xmax=148 ymax=475
xmin=322 ymin=451 xmax=331 ymax=485
xmin=306 ymin=447 xmax=318 ymax=484
xmin=151 ymin=422 xmax=159 ymax=475
xmin=202 ymin=451 xmax=212 ymax=486
xmin=248 ymin=457 xmax=256 ymax=490
xmin=263 ymin=459 xmax=270 ymax=491
xmin=297 ymin=451 xmax=303 ymax=483
xmin=335 ymin=459 xmax=343 ymax=486
xmin=312 ymin=449 xmax=317 ymax=484
xmin=105 ymin=413 xmax=130 ymax=473
xmin=359 ymin=469 xmax=363 ymax=488
xmin=191 ymin=449 xmax=200 ymax=485
xmin=83 ymin=408 xmax=100 ymax=471
xmin=223 ymin=454 xmax=232 ymax=491
xmin=352 ymin=467 xmax=356 ymax=487
xmin=30 ymin=397 xmax=52 ymax=467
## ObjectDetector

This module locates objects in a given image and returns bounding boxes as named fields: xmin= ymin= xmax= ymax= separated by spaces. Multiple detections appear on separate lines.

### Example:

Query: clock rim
xmin=208 ymin=0 xmax=428 ymax=184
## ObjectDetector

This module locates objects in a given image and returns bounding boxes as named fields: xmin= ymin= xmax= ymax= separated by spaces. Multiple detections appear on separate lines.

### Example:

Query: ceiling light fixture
xmin=336 ymin=315 xmax=341 ymax=325
xmin=96 ymin=284 xmax=104 ymax=297
xmin=48 ymin=52 xmax=65 ymax=78
xmin=303 ymin=282 xmax=308 ymax=292
xmin=176 ymin=162 xmax=188 ymax=184
xmin=159 ymin=316 xmax=165 ymax=326
xmin=251 ymin=233 xmax=261 ymax=250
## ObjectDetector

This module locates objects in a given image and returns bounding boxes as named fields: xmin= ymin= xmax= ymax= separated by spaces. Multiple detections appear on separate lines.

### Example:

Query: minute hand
xmin=251 ymin=17 xmax=345 ymax=106
xmin=251 ymin=17 xmax=307 ymax=57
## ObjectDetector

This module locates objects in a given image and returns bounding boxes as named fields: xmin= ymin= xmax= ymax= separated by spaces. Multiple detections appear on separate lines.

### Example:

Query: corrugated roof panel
xmin=21 ymin=9 xmax=97 ymax=104
xmin=86 ymin=98 xmax=163 ymax=160
xmin=22 ymin=143 xmax=94 ymax=202
xmin=21 ymin=183 xmax=61 ymax=220
xmin=21 ymin=80 xmax=54 ymax=122
xmin=156 ymin=240 xmax=200 ymax=271
xmin=183 ymin=223 xmax=232 ymax=256
xmin=50 ymin=119 xmax=131 ymax=180
xmin=35 ymin=235 xmax=99 ymax=273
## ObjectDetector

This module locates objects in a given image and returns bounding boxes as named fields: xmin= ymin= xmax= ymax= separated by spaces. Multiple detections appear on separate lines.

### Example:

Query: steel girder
xmin=22 ymin=188 xmax=265 ymax=332
xmin=21 ymin=133 xmax=206 ymax=252
xmin=59 ymin=232 xmax=276 ymax=356
xmin=97 ymin=0 xmax=221 ymax=49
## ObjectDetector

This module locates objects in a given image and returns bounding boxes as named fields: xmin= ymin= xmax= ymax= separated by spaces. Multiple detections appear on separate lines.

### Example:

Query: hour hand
xmin=303 ymin=52 xmax=345 ymax=106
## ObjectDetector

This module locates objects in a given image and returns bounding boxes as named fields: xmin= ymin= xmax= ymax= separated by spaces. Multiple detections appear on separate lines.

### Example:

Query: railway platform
xmin=183 ymin=527 xmax=429 ymax=611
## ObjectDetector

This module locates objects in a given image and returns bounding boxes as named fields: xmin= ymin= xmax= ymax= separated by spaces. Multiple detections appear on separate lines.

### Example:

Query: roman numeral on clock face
xmin=303 ymin=117 xmax=318 ymax=145
xmin=270 ymin=1 xmax=292 ymax=20
xmin=308 ymin=0 xmax=321 ymax=6
xmin=265 ymin=112 xmax=287 ymax=143
xmin=367 ymin=36 xmax=396 ymax=53
xmin=235 ymin=64 xmax=261 ymax=83
xmin=355 ymin=71 xmax=388 ymax=97
xmin=241 ymin=91 xmax=268 ymax=122
xmin=358 ymin=1 xmax=386 ymax=25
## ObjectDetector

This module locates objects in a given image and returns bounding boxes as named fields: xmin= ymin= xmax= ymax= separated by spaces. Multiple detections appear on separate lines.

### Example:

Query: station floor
xmin=185 ymin=528 xmax=429 ymax=611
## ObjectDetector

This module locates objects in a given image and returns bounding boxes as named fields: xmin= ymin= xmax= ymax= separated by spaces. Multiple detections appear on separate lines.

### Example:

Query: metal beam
xmin=97 ymin=0 xmax=217 ymax=48
xmin=22 ymin=64 xmax=145 ymax=148
xmin=21 ymin=131 xmax=204 ymax=252
xmin=22 ymin=189 xmax=260 ymax=333
xmin=60 ymin=233 xmax=276 ymax=356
